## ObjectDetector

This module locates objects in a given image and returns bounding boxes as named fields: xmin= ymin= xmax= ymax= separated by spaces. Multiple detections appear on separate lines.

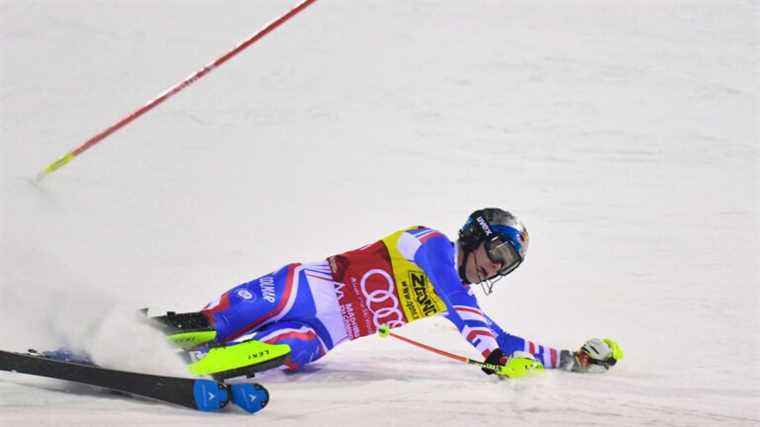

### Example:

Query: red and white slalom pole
xmin=35 ymin=0 xmax=318 ymax=182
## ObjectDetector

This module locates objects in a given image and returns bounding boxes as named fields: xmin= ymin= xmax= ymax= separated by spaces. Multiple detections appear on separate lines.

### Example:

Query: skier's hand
xmin=560 ymin=338 xmax=623 ymax=373
xmin=481 ymin=348 xmax=507 ymax=375
xmin=482 ymin=349 xmax=544 ymax=378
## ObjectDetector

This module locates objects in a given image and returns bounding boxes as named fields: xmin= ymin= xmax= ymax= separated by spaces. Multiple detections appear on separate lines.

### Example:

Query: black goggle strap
xmin=586 ymin=355 xmax=617 ymax=368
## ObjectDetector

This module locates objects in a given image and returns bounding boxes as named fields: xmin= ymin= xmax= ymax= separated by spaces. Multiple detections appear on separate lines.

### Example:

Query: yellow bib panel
xmin=381 ymin=227 xmax=448 ymax=322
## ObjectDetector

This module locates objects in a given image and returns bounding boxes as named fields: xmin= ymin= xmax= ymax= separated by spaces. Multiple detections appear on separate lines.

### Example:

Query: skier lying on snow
xmin=156 ymin=207 xmax=623 ymax=378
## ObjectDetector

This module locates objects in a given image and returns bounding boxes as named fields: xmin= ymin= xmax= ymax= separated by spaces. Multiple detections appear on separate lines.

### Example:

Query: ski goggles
xmin=484 ymin=235 xmax=523 ymax=277
xmin=577 ymin=351 xmax=617 ymax=371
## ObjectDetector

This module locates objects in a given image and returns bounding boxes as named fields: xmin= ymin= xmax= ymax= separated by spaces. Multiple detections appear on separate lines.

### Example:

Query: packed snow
xmin=1 ymin=1 xmax=758 ymax=425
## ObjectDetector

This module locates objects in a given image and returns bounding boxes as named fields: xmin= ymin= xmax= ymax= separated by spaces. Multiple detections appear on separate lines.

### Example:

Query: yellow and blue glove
xmin=482 ymin=349 xmax=544 ymax=378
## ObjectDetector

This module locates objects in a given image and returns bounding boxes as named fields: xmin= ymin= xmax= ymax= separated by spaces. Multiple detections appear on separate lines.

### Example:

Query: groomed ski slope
xmin=1 ymin=1 xmax=758 ymax=425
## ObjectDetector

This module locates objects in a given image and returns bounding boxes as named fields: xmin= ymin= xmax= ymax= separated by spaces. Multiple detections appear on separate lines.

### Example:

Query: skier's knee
xmin=255 ymin=323 xmax=327 ymax=371
xmin=282 ymin=346 xmax=323 ymax=371
xmin=283 ymin=356 xmax=306 ymax=371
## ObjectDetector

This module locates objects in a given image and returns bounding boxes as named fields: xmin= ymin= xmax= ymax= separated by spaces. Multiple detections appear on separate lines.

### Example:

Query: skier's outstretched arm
xmin=400 ymin=228 xmax=530 ymax=361
xmin=401 ymin=227 xmax=623 ymax=374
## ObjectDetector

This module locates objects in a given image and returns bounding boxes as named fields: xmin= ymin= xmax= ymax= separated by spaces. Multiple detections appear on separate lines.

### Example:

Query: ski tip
xmin=192 ymin=380 xmax=230 ymax=412
xmin=230 ymin=383 xmax=269 ymax=414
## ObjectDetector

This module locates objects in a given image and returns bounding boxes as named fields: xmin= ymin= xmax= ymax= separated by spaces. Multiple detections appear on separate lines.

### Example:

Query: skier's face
xmin=463 ymin=241 xmax=504 ymax=284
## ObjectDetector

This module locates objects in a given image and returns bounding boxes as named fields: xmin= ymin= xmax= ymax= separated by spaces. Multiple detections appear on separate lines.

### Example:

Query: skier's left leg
xmin=202 ymin=263 xmax=307 ymax=343
xmin=148 ymin=263 xmax=308 ymax=345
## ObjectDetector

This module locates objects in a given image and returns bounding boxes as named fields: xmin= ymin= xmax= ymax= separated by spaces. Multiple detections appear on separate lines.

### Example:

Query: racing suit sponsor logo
xmin=409 ymin=271 xmax=439 ymax=316
xmin=477 ymin=215 xmax=493 ymax=236
xmin=360 ymin=269 xmax=405 ymax=329
xmin=237 ymin=289 xmax=254 ymax=300
xmin=400 ymin=279 xmax=420 ymax=319
xmin=333 ymin=281 xmax=346 ymax=301
xmin=259 ymin=276 xmax=276 ymax=303
xmin=339 ymin=302 xmax=360 ymax=338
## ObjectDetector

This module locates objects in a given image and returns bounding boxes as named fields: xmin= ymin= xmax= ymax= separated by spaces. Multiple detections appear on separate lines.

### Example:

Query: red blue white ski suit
xmin=202 ymin=226 xmax=562 ymax=370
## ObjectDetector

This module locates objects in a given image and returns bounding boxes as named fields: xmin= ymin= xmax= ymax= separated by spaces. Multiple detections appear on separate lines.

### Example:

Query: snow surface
xmin=1 ymin=1 xmax=758 ymax=425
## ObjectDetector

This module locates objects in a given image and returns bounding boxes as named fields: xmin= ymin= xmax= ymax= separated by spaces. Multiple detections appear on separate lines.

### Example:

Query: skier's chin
xmin=465 ymin=258 xmax=480 ymax=284
xmin=466 ymin=271 xmax=479 ymax=284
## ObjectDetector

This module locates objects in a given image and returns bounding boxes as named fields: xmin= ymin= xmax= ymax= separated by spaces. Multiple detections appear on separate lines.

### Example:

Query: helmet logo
xmin=476 ymin=216 xmax=493 ymax=236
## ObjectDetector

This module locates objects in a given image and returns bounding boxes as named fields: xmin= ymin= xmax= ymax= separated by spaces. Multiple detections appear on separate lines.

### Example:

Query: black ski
xmin=0 ymin=349 xmax=232 ymax=412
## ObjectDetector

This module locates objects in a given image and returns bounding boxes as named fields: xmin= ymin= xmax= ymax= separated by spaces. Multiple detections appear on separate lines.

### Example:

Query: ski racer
xmin=159 ymin=208 xmax=623 ymax=377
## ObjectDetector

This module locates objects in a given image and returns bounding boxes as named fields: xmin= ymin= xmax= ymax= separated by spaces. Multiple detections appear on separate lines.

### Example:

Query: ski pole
xmin=377 ymin=325 xmax=503 ymax=373
xmin=35 ymin=0 xmax=318 ymax=182
xmin=377 ymin=325 xmax=545 ymax=378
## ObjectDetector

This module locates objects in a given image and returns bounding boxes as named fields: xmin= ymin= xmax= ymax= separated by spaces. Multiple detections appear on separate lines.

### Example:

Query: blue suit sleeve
xmin=399 ymin=227 xmax=565 ymax=367
xmin=400 ymin=227 xmax=500 ymax=357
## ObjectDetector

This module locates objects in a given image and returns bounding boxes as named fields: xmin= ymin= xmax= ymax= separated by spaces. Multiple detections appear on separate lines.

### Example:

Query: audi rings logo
xmin=360 ymin=269 xmax=405 ymax=328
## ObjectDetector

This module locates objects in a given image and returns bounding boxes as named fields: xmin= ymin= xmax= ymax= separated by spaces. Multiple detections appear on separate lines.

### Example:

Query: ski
xmin=142 ymin=309 xmax=292 ymax=381
xmin=0 ymin=349 xmax=268 ymax=413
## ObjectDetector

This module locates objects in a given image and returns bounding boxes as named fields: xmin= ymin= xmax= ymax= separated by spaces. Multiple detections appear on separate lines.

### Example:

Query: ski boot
xmin=142 ymin=310 xmax=218 ymax=349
